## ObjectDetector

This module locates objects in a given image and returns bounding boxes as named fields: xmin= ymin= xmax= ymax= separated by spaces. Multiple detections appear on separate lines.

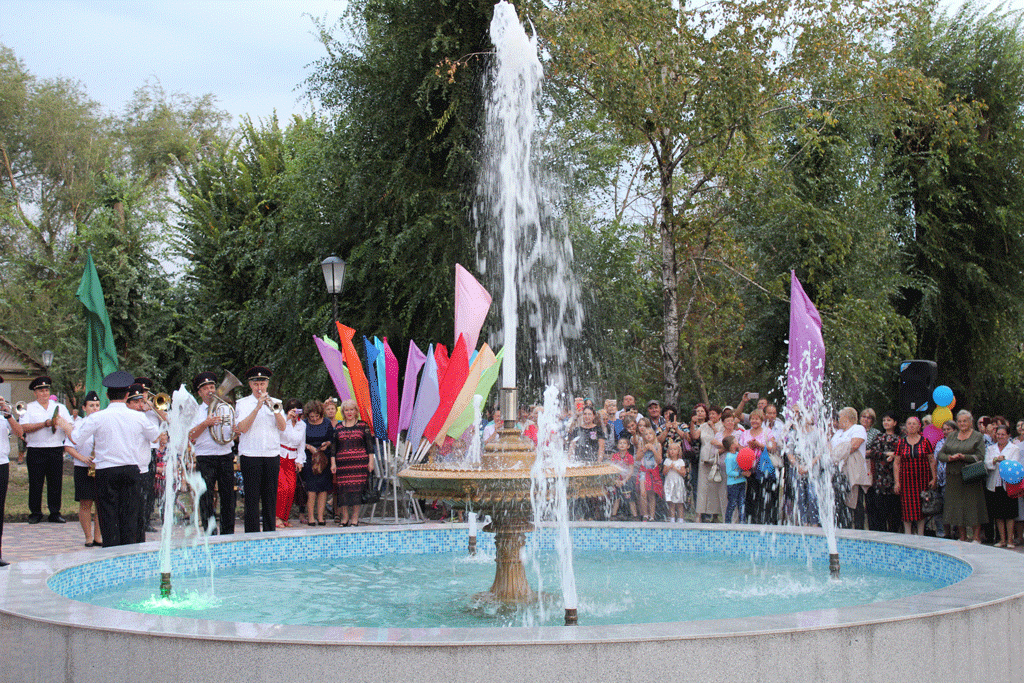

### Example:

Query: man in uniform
xmin=134 ymin=376 xmax=168 ymax=537
xmin=18 ymin=375 xmax=74 ymax=523
xmin=76 ymin=372 xmax=160 ymax=546
xmin=188 ymin=371 xmax=237 ymax=535
xmin=0 ymin=377 xmax=25 ymax=565
xmin=235 ymin=366 xmax=285 ymax=532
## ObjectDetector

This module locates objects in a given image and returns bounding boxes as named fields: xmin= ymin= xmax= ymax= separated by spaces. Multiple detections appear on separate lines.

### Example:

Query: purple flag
xmin=399 ymin=340 xmax=427 ymax=432
xmin=407 ymin=344 xmax=440 ymax=449
xmin=313 ymin=336 xmax=352 ymax=402
xmin=786 ymin=270 xmax=825 ymax=414
xmin=383 ymin=337 xmax=400 ymax=444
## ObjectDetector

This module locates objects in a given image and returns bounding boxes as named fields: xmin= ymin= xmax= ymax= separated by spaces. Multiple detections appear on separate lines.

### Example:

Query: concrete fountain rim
xmin=2 ymin=522 xmax=1021 ymax=647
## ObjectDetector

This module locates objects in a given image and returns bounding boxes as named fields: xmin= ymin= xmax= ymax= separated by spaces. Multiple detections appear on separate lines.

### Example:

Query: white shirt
xmin=831 ymin=424 xmax=870 ymax=486
xmin=74 ymin=402 xmax=160 ymax=470
xmin=69 ymin=419 xmax=97 ymax=468
xmin=280 ymin=420 xmax=305 ymax=464
xmin=985 ymin=441 xmax=1021 ymax=491
xmin=0 ymin=417 xmax=10 ymax=465
xmin=19 ymin=399 xmax=72 ymax=448
xmin=236 ymin=394 xmax=283 ymax=457
xmin=145 ymin=410 xmax=164 ymax=450
xmin=189 ymin=402 xmax=233 ymax=456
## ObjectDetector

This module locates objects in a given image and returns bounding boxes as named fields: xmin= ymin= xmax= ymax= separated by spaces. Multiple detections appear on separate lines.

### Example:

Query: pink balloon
xmin=922 ymin=424 xmax=942 ymax=447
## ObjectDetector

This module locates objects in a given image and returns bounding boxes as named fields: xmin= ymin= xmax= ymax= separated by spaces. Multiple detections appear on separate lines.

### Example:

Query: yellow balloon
xmin=932 ymin=406 xmax=953 ymax=426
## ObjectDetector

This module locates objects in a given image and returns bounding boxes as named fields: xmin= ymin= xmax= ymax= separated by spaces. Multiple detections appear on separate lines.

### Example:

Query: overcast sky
xmin=0 ymin=0 xmax=348 ymax=124
xmin=1 ymin=0 xmax=1019 ymax=127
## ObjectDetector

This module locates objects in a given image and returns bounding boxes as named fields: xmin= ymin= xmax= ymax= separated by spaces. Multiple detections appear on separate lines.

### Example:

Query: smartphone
xmin=748 ymin=392 xmax=759 ymax=400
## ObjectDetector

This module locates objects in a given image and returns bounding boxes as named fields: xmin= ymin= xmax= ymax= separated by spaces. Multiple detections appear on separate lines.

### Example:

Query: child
xmin=662 ymin=440 xmax=689 ymax=522
xmin=636 ymin=427 xmax=663 ymax=521
xmin=609 ymin=436 xmax=638 ymax=520
xmin=723 ymin=436 xmax=751 ymax=523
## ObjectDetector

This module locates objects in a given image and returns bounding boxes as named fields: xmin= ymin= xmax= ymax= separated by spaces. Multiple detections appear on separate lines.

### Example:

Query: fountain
xmin=3 ymin=4 xmax=1024 ymax=682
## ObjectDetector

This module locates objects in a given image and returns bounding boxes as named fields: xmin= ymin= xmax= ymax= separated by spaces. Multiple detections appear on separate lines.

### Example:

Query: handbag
xmin=920 ymin=489 xmax=943 ymax=516
xmin=709 ymin=462 xmax=723 ymax=483
xmin=1006 ymin=481 xmax=1024 ymax=499
xmin=961 ymin=460 xmax=987 ymax=484
xmin=361 ymin=470 xmax=382 ymax=504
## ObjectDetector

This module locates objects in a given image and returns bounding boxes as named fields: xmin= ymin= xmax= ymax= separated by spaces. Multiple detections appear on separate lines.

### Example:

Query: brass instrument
xmin=267 ymin=397 xmax=284 ymax=415
xmin=207 ymin=371 xmax=242 ymax=445
xmin=13 ymin=401 xmax=26 ymax=419
xmin=153 ymin=393 xmax=171 ymax=412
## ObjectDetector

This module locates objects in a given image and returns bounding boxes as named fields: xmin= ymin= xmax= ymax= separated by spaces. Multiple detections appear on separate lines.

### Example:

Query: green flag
xmin=75 ymin=251 xmax=119 ymax=407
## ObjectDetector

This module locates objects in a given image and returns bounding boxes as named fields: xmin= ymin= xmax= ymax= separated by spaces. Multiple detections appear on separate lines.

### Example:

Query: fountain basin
xmin=3 ymin=524 xmax=1023 ymax=682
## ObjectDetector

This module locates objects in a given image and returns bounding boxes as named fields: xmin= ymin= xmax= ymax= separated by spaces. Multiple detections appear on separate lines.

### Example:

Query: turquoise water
xmin=78 ymin=551 xmax=944 ymax=628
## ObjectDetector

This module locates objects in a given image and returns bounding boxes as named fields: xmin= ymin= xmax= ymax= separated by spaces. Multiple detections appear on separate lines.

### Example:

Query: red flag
xmin=434 ymin=343 xmax=449 ymax=382
xmin=336 ymin=322 xmax=373 ymax=430
xmin=454 ymin=263 xmax=492 ymax=351
xmin=423 ymin=334 xmax=469 ymax=443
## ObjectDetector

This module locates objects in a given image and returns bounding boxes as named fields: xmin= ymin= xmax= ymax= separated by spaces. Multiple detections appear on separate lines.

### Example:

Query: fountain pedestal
xmin=481 ymin=513 xmax=534 ymax=603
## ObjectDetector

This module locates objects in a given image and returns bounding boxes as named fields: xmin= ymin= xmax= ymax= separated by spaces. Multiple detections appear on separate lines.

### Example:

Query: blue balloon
xmin=999 ymin=459 xmax=1024 ymax=485
xmin=932 ymin=385 xmax=954 ymax=407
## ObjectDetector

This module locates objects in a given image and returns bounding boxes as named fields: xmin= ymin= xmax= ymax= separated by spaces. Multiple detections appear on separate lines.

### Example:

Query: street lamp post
xmin=320 ymin=256 xmax=347 ymax=344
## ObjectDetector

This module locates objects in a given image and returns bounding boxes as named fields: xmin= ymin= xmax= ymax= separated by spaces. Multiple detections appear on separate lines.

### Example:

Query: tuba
xmin=207 ymin=371 xmax=242 ymax=445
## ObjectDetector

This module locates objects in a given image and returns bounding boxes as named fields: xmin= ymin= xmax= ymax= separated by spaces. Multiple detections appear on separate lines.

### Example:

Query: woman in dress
xmin=938 ymin=410 xmax=988 ymax=543
xmin=635 ymin=426 xmax=663 ymax=521
xmin=568 ymin=406 xmax=604 ymax=519
xmin=696 ymin=406 xmax=726 ymax=522
xmin=323 ymin=398 xmax=339 ymax=429
xmin=893 ymin=415 xmax=936 ymax=535
xmin=865 ymin=411 xmax=901 ymax=533
xmin=984 ymin=424 xmax=1020 ymax=548
xmin=301 ymin=400 xmax=336 ymax=526
xmin=275 ymin=399 xmax=305 ymax=528
xmin=332 ymin=399 xmax=375 ymax=527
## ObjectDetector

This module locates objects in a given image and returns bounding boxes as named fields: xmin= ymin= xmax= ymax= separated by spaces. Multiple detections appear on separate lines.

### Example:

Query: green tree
xmin=888 ymin=3 xmax=1024 ymax=410
xmin=542 ymin=0 xmax=924 ymax=406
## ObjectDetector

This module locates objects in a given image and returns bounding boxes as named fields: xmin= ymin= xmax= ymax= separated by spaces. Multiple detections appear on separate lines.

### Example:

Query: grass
xmin=4 ymin=461 xmax=79 ymax=521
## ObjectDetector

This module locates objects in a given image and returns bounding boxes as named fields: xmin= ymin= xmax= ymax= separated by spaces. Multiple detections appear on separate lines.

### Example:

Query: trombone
xmin=153 ymin=393 xmax=171 ymax=412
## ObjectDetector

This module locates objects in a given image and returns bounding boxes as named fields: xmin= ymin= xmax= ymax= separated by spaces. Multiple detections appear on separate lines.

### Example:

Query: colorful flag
xmin=436 ymin=343 xmax=496 ymax=444
xmin=398 ymin=340 xmax=427 ymax=433
xmin=75 ymin=251 xmax=119 ymax=407
xmin=424 ymin=334 xmax=470 ymax=443
xmin=383 ymin=338 xmax=400 ymax=444
xmin=447 ymin=347 xmax=504 ymax=439
xmin=337 ymin=322 xmax=373 ymax=430
xmin=434 ymin=343 xmax=449 ymax=381
xmin=407 ymin=345 xmax=440 ymax=449
xmin=786 ymin=270 xmax=825 ymax=414
xmin=373 ymin=336 xmax=387 ymax=434
xmin=454 ymin=263 xmax=492 ymax=351
xmin=313 ymin=336 xmax=352 ymax=402
xmin=363 ymin=336 xmax=386 ymax=441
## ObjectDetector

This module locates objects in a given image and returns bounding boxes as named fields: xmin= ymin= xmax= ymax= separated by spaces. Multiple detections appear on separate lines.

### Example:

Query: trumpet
xmin=153 ymin=393 xmax=171 ymax=412
xmin=266 ymin=397 xmax=284 ymax=415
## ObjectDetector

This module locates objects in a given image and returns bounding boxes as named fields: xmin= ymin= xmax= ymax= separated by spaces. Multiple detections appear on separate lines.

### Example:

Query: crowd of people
xmin=539 ymin=393 xmax=1024 ymax=547
xmin=3 ymin=374 xmax=1023 ymax=567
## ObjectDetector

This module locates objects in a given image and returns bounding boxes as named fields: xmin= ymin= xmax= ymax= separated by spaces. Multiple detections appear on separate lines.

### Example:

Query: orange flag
xmin=336 ymin=322 xmax=373 ymax=431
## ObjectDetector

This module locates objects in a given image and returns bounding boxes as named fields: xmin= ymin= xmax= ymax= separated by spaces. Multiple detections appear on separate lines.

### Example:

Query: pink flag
xmin=383 ymin=337 xmax=400 ymax=444
xmin=423 ymin=334 xmax=469 ymax=443
xmin=407 ymin=345 xmax=440 ymax=449
xmin=313 ymin=336 xmax=352 ymax=402
xmin=454 ymin=263 xmax=492 ymax=351
xmin=786 ymin=271 xmax=825 ymax=414
xmin=398 ymin=340 xmax=427 ymax=432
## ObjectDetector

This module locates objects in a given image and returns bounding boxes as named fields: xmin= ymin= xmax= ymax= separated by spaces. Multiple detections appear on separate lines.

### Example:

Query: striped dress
xmin=333 ymin=420 xmax=373 ymax=506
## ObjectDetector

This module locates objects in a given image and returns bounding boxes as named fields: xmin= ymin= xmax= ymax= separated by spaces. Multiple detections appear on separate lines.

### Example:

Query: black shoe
xmin=48 ymin=514 xmax=66 ymax=523
xmin=0 ymin=558 xmax=9 ymax=567
xmin=28 ymin=514 xmax=43 ymax=524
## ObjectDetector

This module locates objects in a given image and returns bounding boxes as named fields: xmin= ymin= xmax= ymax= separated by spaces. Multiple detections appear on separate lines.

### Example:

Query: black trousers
xmin=0 ymin=462 xmax=8 ymax=556
xmin=240 ymin=455 xmax=279 ymax=533
xmin=26 ymin=446 xmax=64 ymax=516
xmin=196 ymin=454 xmax=236 ymax=535
xmin=96 ymin=465 xmax=142 ymax=547
xmin=866 ymin=489 xmax=901 ymax=533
